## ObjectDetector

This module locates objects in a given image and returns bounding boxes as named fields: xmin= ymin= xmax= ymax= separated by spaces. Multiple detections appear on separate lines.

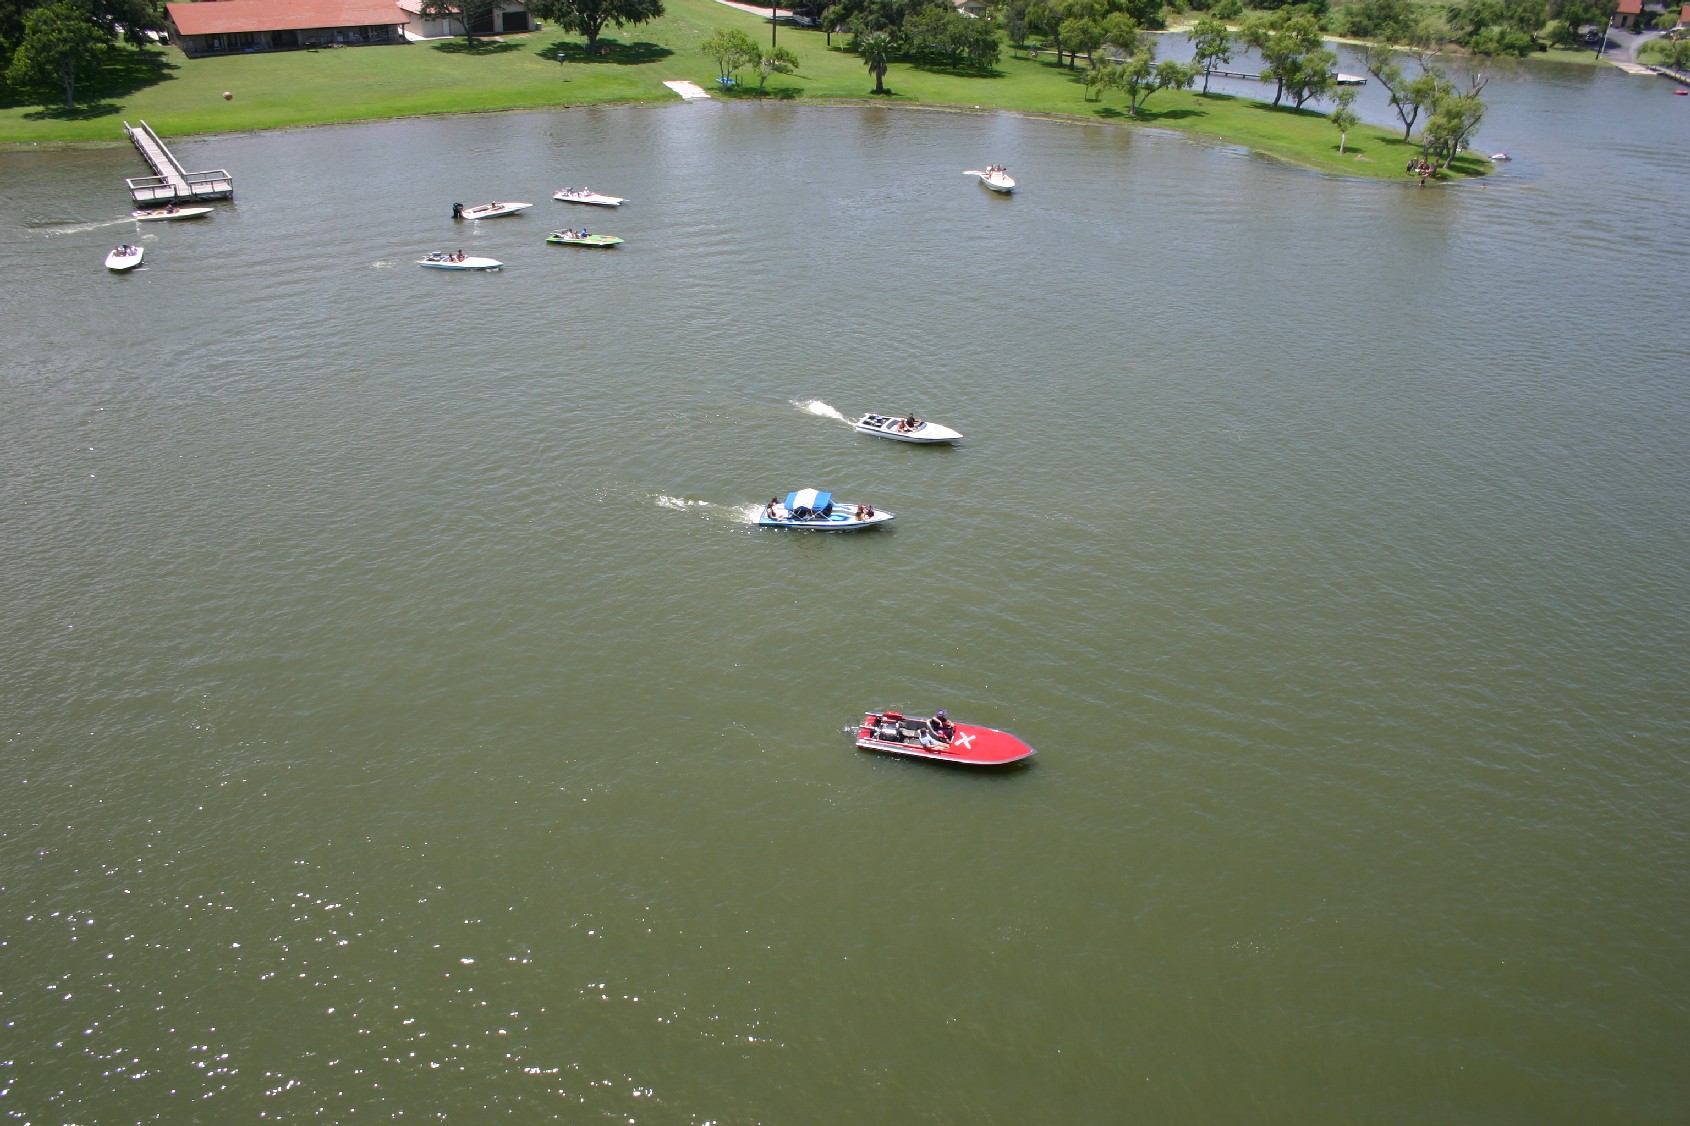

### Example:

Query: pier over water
xmin=122 ymin=120 xmax=233 ymax=203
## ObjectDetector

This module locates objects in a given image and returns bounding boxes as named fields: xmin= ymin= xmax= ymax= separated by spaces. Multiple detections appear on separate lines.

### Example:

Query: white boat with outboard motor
xmin=417 ymin=252 xmax=502 ymax=270
xmin=452 ymin=201 xmax=532 ymax=220
xmin=553 ymin=187 xmax=627 ymax=207
xmin=964 ymin=166 xmax=1015 ymax=193
xmin=132 ymin=205 xmax=212 ymax=221
xmin=854 ymin=412 xmax=962 ymax=444
xmin=105 ymin=244 xmax=144 ymax=271
xmin=755 ymin=488 xmax=893 ymax=531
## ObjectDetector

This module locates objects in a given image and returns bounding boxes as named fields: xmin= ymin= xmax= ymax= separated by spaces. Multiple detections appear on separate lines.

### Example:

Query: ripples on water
xmin=1 ymin=63 xmax=1687 ymax=1122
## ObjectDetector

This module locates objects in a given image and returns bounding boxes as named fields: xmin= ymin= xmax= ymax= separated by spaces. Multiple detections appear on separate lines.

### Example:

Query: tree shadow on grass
xmin=431 ymin=38 xmax=521 ymax=54
xmin=719 ymin=85 xmax=802 ymax=100
xmin=538 ymin=38 xmax=672 ymax=65
xmin=20 ymin=100 xmax=123 ymax=120
xmin=1137 ymin=107 xmax=1203 ymax=121
xmin=908 ymin=61 xmax=1004 ymax=79
xmin=1 ymin=44 xmax=176 ymax=111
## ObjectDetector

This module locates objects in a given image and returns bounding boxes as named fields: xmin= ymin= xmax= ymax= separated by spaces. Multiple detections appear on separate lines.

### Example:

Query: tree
xmin=855 ymin=27 xmax=894 ymax=93
xmin=1058 ymin=15 xmax=1103 ymax=67
xmin=1422 ymin=92 xmax=1483 ymax=167
xmin=699 ymin=27 xmax=760 ymax=83
xmin=526 ymin=0 xmax=666 ymax=51
xmin=1282 ymin=45 xmax=1337 ymax=108
xmin=1341 ymin=0 xmax=1415 ymax=42
xmin=1187 ymin=15 xmax=1232 ymax=94
xmin=1639 ymin=35 xmax=1690 ymax=69
xmin=1084 ymin=57 xmax=1113 ymax=99
xmin=1420 ymin=72 xmax=1487 ymax=167
xmin=757 ymin=44 xmax=799 ymax=91
xmin=1329 ymin=86 xmax=1358 ymax=152
xmin=959 ymin=16 xmax=1000 ymax=69
xmin=6 ymin=0 xmax=107 ymax=109
xmin=1253 ymin=12 xmax=1324 ymax=108
xmin=1099 ymin=41 xmax=1195 ymax=115
xmin=904 ymin=5 xmax=993 ymax=69
xmin=1363 ymin=44 xmax=1444 ymax=141
xmin=417 ymin=0 xmax=503 ymax=45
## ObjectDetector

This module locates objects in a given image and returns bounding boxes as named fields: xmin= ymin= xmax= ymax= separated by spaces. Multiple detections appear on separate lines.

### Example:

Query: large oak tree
xmin=528 ymin=0 xmax=665 ymax=51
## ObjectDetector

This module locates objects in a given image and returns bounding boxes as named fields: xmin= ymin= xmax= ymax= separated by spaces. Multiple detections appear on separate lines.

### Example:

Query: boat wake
xmin=653 ymin=494 xmax=712 ymax=511
xmin=36 ymin=217 xmax=134 ymax=234
xmin=794 ymin=399 xmax=848 ymax=423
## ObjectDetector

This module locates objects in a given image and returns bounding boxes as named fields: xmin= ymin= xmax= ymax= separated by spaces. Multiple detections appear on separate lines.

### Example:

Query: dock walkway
xmin=122 ymin=120 xmax=233 ymax=203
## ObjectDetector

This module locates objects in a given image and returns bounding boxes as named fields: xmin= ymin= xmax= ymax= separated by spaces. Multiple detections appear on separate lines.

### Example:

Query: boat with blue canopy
xmin=755 ymin=488 xmax=894 ymax=531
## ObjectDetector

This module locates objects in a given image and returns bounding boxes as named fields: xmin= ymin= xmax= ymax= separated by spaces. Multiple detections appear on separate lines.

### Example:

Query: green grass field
xmin=0 ymin=0 xmax=1486 ymax=181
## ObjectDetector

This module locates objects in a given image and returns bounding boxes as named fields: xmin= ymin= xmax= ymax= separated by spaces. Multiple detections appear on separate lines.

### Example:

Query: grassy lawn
xmin=0 ymin=0 xmax=1486 ymax=181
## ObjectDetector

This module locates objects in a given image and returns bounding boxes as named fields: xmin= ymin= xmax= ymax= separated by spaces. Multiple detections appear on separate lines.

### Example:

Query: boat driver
xmin=899 ymin=414 xmax=921 ymax=432
xmin=926 ymin=710 xmax=955 ymax=742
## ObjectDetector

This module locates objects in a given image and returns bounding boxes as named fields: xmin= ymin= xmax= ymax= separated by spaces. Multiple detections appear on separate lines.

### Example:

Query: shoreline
xmin=0 ymin=98 xmax=1478 ymax=184
xmin=0 ymin=0 xmax=1493 ymax=180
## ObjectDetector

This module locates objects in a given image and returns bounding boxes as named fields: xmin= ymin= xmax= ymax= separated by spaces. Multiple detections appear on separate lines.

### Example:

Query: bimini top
xmin=785 ymin=489 xmax=831 ymax=513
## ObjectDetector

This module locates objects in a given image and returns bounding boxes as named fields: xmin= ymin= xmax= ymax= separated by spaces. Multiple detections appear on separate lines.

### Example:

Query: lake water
xmin=2 ymin=59 xmax=1687 ymax=1123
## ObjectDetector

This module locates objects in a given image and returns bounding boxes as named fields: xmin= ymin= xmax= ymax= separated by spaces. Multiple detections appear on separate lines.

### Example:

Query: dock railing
xmin=122 ymin=120 xmax=233 ymax=202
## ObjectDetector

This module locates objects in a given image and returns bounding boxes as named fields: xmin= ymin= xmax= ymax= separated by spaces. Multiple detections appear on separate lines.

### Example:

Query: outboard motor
xmin=452 ymin=202 xmax=465 ymax=220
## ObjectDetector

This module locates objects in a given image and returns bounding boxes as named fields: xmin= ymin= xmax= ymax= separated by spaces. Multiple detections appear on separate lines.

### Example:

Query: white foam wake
xmin=794 ymin=400 xmax=847 ymax=422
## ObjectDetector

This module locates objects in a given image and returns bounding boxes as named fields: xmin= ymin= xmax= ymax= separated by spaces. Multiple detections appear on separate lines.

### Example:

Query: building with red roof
xmin=164 ymin=0 xmax=409 ymax=56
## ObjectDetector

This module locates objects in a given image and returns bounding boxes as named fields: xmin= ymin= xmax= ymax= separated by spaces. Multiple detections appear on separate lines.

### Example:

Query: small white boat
xmin=453 ymin=201 xmax=532 ymax=220
xmin=132 ymin=205 xmax=212 ymax=221
xmin=417 ymin=252 xmax=502 ymax=270
xmin=964 ymin=167 xmax=1016 ymax=193
xmin=553 ymin=187 xmax=627 ymax=207
xmin=105 ymin=243 xmax=144 ymax=271
xmin=854 ymin=412 xmax=962 ymax=444
xmin=755 ymin=488 xmax=893 ymax=531
xmin=1490 ymin=152 xmax=1511 ymax=162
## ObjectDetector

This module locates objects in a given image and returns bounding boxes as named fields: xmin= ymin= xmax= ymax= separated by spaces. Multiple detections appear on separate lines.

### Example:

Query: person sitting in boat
xmin=898 ymin=413 xmax=921 ymax=432
xmin=765 ymin=497 xmax=782 ymax=520
xmin=926 ymin=710 xmax=956 ymax=742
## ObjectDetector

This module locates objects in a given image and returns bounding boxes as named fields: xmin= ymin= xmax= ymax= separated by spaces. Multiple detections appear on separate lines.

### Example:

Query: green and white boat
xmin=546 ymin=229 xmax=624 ymax=248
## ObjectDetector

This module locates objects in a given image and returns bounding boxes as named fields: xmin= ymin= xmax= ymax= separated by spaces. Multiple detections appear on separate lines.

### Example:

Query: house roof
xmin=1614 ymin=0 xmax=1642 ymax=12
xmin=166 ymin=0 xmax=406 ymax=36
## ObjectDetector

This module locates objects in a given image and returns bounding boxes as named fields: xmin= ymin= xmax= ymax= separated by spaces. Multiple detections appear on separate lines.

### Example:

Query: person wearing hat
xmin=925 ymin=710 xmax=955 ymax=743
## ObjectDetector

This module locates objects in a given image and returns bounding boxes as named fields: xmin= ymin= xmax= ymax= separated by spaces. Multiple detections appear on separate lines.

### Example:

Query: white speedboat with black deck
xmin=417 ymin=252 xmax=502 ymax=270
xmin=854 ymin=412 xmax=962 ymax=444
xmin=453 ymin=201 xmax=532 ymax=220
xmin=132 ymin=205 xmax=212 ymax=221
xmin=964 ymin=166 xmax=1015 ymax=193
xmin=105 ymin=243 xmax=144 ymax=271
xmin=553 ymin=187 xmax=627 ymax=207
xmin=755 ymin=488 xmax=893 ymax=531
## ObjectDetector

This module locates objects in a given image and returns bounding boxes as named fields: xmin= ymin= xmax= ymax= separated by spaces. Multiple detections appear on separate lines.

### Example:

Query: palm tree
xmin=857 ymin=30 xmax=893 ymax=95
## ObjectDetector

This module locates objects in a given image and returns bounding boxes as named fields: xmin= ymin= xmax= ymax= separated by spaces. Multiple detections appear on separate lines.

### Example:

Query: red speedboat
xmin=856 ymin=710 xmax=1036 ymax=766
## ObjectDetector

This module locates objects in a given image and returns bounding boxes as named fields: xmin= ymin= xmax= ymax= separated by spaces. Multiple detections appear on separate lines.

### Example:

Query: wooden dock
xmin=122 ymin=120 xmax=233 ymax=203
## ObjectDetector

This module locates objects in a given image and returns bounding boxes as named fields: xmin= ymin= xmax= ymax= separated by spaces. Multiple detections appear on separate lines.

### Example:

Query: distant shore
xmin=0 ymin=0 xmax=1490 ymax=181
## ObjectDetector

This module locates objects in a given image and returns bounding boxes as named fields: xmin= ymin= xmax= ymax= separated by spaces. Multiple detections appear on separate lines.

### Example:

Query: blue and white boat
xmin=755 ymin=488 xmax=894 ymax=531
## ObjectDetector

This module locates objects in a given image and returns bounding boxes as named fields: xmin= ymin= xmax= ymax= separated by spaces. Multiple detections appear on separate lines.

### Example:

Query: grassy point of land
xmin=0 ymin=0 xmax=1487 ymax=181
